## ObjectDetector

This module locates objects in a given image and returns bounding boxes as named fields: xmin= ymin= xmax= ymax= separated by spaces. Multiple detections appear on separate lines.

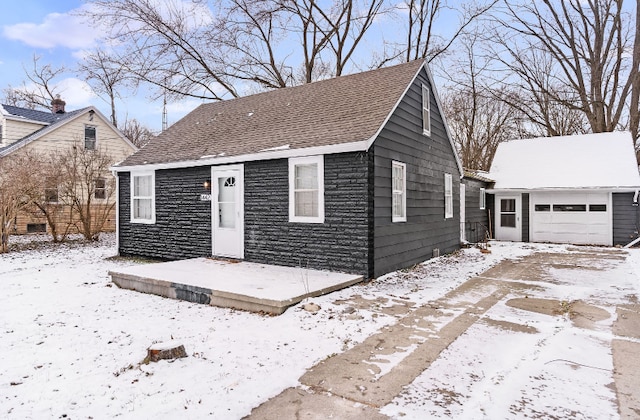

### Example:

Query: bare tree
xmin=57 ymin=143 xmax=116 ymax=241
xmin=495 ymin=0 xmax=638 ymax=142
xmin=77 ymin=49 xmax=130 ymax=127
xmin=121 ymin=118 xmax=157 ymax=148
xmin=80 ymin=0 xmax=387 ymax=99
xmin=440 ymin=32 xmax=521 ymax=170
xmin=0 ymin=152 xmax=41 ymax=253
xmin=3 ymin=55 xmax=65 ymax=110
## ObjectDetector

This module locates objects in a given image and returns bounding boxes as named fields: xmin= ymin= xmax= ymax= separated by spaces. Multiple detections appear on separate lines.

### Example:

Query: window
xmin=444 ymin=173 xmax=453 ymax=219
xmin=289 ymin=156 xmax=324 ymax=223
xmin=589 ymin=204 xmax=607 ymax=212
xmin=535 ymin=204 xmax=551 ymax=212
xmin=85 ymin=125 xmax=96 ymax=150
xmin=479 ymin=188 xmax=486 ymax=210
xmin=131 ymin=172 xmax=155 ymax=223
xmin=95 ymin=178 xmax=107 ymax=200
xmin=500 ymin=198 xmax=517 ymax=227
xmin=45 ymin=177 xmax=59 ymax=203
xmin=553 ymin=204 xmax=586 ymax=212
xmin=27 ymin=223 xmax=46 ymax=233
xmin=392 ymin=161 xmax=406 ymax=222
xmin=422 ymin=84 xmax=431 ymax=136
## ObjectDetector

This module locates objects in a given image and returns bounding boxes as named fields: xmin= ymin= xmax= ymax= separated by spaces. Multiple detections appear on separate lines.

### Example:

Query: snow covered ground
xmin=1 ymin=234 xmax=638 ymax=419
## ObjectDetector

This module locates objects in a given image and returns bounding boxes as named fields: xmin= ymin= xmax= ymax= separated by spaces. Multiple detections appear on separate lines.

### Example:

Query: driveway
xmin=246 ymin=246 xmax=640 ymax=419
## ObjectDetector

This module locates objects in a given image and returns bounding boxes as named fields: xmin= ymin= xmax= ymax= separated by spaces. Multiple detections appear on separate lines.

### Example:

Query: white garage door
xmin=530 ymin=192 xmax=611 ymax=246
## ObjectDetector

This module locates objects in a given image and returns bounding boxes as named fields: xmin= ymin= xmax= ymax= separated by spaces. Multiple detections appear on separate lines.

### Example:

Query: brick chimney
xmin=51 ymin=95 xmax=66 ymax=114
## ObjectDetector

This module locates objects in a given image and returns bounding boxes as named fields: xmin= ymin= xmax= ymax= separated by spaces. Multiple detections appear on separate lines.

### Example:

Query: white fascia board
xmin=488 ymin=187 xmax=640 ymax=194
xmin=111 ymin=139 xmax=370 ymax=172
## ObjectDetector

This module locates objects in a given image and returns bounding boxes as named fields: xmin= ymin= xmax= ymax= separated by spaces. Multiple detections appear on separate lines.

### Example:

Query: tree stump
xmin=147 ymin=341 xmax=187 ymax=362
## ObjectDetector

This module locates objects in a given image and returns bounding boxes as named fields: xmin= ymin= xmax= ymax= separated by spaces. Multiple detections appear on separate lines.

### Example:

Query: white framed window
xmin=131 ymin=171 xmax=155 ymax=223
xmin=479 ymin=188 xmax=486 ymax=210
xmin=444 ymin=173 xmax=453 ymax=219
xmin=422 ymin=84 xmax=431 ymax=136
xmin=392 ymin=161 xmax=406 ymax=222
xmin=289 ymin=155 xmax=324 ymax=223
xmin=85 ymin=125 xmax=96 ymax=150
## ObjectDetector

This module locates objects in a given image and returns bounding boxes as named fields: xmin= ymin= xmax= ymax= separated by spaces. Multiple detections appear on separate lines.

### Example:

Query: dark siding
xmin=461 ymin=178 xmax=490 ymax=243
xmin=521 ymin=193 xmax=530 ymax=242
xmin=244 ymin=152 xmax=372 ymax=278
xmin=486 ymin=194 xmax=495 ymax=238
xmin=373 ymin=68 xmax=461 ymax=277
xmin=613 ymin=192 xmax=639 ymax=245
xmin=118 ymin=167 xmax=212 ymax=260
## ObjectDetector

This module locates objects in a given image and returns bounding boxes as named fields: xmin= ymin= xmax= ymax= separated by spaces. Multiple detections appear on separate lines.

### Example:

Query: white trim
xmin=289 ymin=155 xmax=325 ymax=223
xmin=130 ymin=170 xmax=156 ymax=224
xmin=488 ymin=187 xmax=640 ymax=193
xmin=479 ymin=188 xmax=486 ymax=209
xmin=112 ymin=140 xmax=367 ymax=173
xmin=444 ymin=173 xmax=453 ymax=219
xmin=392 ymin=161 xmax=407 ymax=222
xmin=422 ymin=84 xmax=431 ymax=136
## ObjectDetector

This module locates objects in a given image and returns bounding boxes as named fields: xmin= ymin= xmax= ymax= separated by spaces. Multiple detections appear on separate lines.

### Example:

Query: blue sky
xmin=0 ymin=1 xmax=183 ymax=131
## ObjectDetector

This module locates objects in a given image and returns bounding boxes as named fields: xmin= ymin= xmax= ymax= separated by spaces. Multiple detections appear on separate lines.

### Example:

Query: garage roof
xmin=488 ymin=132 xmax=640 ymax=190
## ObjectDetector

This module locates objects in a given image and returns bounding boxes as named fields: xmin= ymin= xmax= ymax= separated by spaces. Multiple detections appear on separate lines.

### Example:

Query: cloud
xmin=2 ymin=8 xmax=100 ymax=50
xmin=55 ymin=78 xmax=97 ymax=107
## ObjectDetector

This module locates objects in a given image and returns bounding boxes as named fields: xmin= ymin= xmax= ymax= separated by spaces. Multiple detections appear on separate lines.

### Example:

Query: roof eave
xmin=112 ymin=139 xmax=370 ymax=172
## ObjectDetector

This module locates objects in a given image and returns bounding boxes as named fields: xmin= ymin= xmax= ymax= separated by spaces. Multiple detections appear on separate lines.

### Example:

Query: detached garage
xmin=488 ymin=132 xmax=640 ymax=246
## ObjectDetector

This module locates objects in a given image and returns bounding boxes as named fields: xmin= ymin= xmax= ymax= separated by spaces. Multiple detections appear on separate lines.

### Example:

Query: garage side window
xmin=479 ymin=188 xmax=486 ymax=209
xmin=131 ymin=172 xmax=155 ymax=224
xmin=289 ymin=155 xmax=324 ymax=223
xmin=444 ymin=173 xmax=453 ymax=219
xmin=500 ymin=198 xmax=516 ymax=227
xmin=392 ymin=161 xmax=406 ymax=222
xmin=422 ymin=84 xmax=431 ymax=136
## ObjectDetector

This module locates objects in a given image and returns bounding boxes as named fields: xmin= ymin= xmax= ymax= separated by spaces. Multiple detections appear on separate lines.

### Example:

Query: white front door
xmin=212 ymin=165 xmax=244 ymax=258
xmin=495 ymin=195 xmax=521 ymax=241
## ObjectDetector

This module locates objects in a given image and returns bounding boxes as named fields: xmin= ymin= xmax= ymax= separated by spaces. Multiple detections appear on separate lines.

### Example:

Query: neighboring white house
xmin=488 ymin=132 xmax=640 ymax=246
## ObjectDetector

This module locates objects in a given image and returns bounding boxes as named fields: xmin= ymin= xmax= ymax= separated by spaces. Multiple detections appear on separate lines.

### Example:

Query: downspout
xmin=113 ymin=170 xmax=120 ymax=255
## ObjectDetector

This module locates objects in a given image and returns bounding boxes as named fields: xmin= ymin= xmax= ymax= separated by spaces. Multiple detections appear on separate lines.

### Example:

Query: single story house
xmin=487 ymin=132 xmax=640 ymax=246
xmin=112 ymin=59 xmax=464 ymax=279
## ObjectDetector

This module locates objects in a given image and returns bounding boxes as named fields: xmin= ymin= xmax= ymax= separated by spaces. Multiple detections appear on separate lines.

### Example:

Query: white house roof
xmin=488 ymin=132 xmax=640 ymax=190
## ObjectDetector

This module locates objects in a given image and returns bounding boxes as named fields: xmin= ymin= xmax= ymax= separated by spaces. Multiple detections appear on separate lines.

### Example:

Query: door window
xmin=218 ymin=176 xmax=236 ymax=228
xmin=500 ymin=198 xmax=516 ymax=227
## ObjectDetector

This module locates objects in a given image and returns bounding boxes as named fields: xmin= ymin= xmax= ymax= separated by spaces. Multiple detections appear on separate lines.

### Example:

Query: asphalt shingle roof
xmin=118 ymin=60 xmax=425 ymax=167
xmin=0 ymin=106 xmax=90 ymax=155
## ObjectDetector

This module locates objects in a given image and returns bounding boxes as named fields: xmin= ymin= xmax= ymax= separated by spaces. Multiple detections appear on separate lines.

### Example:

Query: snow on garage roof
xmin=488 ymin=132 xmax=640 ymax=190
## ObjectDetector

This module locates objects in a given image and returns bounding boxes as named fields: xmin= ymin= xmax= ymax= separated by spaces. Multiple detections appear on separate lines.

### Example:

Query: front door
xmin=495 ymin=195 xmax=521 ymax=241
xmin=212 ymin=165 xmax=244 ymax=258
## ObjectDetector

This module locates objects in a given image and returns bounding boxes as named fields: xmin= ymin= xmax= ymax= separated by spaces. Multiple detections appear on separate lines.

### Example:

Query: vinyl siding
xmin=3 ymin=119 xmax=46 ymax=146
xmin=612 ymin=192 xmax=639 ymax=245
xmin=373 ymin=68 xmax=461 ymax=277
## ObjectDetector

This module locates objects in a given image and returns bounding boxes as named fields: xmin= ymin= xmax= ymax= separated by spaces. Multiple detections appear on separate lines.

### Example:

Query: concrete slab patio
xmin=109 ymin=258 xmax=363 ymax=315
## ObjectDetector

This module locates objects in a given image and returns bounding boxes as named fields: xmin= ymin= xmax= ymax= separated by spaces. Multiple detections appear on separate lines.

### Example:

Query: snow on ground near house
xmin=1 ymin=234 xmax=638 ymax=419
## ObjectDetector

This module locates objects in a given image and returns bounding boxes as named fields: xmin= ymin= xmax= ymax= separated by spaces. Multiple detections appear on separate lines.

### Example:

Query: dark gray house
xmin=113 ymin=60 xmax=463 ymax=279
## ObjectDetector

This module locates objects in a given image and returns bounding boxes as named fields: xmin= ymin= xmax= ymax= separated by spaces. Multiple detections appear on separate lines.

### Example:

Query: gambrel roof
xmin=115 ymin=59 xmax=462 ymax=173
xmin=488 ymin=132 xmax=640 ymax=190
